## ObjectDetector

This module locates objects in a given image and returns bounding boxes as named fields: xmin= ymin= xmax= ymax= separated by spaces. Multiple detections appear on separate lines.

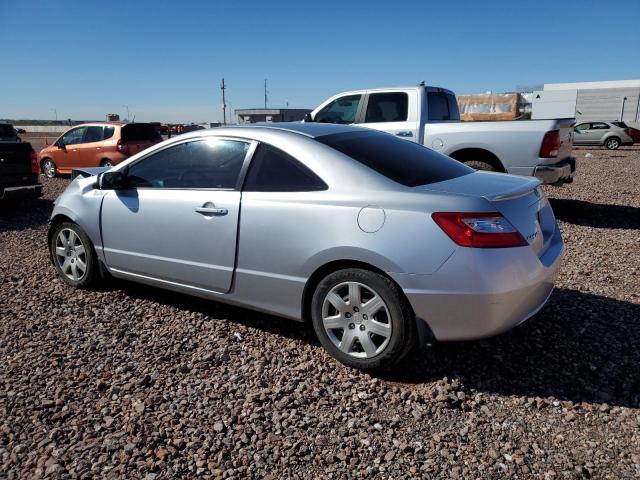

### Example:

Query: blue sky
xmin=1 ymin=0 xmax=639 ymax=123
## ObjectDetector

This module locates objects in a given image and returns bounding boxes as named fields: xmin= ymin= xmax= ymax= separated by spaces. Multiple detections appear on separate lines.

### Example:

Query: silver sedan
xmin=48 ymin=123 xmax=563 ymax=370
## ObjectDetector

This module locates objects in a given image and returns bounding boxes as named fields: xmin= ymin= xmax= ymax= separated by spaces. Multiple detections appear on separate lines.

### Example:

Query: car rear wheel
xmin=41 ymin=158 xmax=57 ymax=178
xmin=100 ymin=159 xmax=114 ymax=167
xmin=311 ymin=268 xmax=415 ymax=370
xmin=605 ymin=137 xmax=620 ymax=150
xmin=463 ymin=160 xmax=496 ymax=172
xmin=50 ymin=222 xmax=99 ymax=288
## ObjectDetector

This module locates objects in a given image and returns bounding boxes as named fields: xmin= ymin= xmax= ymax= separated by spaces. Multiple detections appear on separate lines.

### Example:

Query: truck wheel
xmin=311 ymin=268 xmax=416 ymax=371
xmin=605 ymin=137 xmax=620 ymax=150
xmin=41 ymin=158 xmax=57 ymax=178
xmin=463 ymin=160 xmax=496 ymax=172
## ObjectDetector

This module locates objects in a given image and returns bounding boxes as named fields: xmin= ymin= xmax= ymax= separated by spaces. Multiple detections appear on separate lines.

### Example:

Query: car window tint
xmin=83 ymin=126 xmax=104 ymax=143
xmin=427 ymin=92 xmax=460 ymax=121
xmin=365 ymin=93 xmax=409 ymax=123
xmin=591 ymin=122 xmax=609 ymax=130
xmin=62 ymin=127 xmax=87 ymax=145
xmin=314 ymin=95 xmax=362 ymax=124
xmin=127 ymin=138 xmax=249 ymax=189
xmin=103 ymin=126 xmax=115 ymax=140
xmin=316 ymin=130 xmax=472 ymax=187
xmin=244 ymin=144 xmax=327 ymax=192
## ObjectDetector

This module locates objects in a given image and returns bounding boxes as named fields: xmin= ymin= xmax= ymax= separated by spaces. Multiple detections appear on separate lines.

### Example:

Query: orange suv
xmin=39 ymin=122 xmax=162 ymax=178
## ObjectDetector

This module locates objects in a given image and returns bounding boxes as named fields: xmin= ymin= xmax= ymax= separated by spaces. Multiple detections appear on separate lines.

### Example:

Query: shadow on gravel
xmin=119 ymin=280 xmax=639 ymax=408
xmin=0 ymin=198 xmax=54 ymax=233
xmin=387 ymin=288 xmax=640 ymax=408
xmin=550 ymin=198 xmax=640 ymax=230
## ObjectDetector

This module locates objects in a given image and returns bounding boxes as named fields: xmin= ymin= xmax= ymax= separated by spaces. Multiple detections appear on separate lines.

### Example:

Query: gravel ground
xmin=1 ymin=147 xmax=639 ymax=479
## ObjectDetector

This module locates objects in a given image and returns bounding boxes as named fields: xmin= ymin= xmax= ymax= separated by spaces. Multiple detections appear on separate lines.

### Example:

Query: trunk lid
xmin=421 ymin=171 xmax=556 ymax=256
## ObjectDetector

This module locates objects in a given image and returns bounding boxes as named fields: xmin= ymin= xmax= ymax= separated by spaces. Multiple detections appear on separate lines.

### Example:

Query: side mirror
xmin=97 ymin=170 xmax=127 ymax=190
xmin=303 ymin=112 xmax=314 ymax=123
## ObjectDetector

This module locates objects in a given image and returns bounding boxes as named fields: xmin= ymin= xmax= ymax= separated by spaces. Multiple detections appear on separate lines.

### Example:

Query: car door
xmin=573 ymin=123 xmax=591 ymax=144
xmin=590 ymin=122 xmax=611 ymax=144
xmin=100 ymin=136 xmax=252 ymax=293
xmin=54 ymin=126 xmax=86 ymax=170
xmin=72 ymin=125 xmax=104 ymax=167
xmin=357 ymin=90 xmax=419 ymax=142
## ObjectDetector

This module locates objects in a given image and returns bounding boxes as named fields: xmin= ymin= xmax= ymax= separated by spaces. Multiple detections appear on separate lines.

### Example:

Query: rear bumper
xmin=391 ymin=226 xmax=564 ymax=342
xmin=0 ymin=183 xmax=43 ymax=200
xmin=534 ymin=158 xmax=576 ymax=185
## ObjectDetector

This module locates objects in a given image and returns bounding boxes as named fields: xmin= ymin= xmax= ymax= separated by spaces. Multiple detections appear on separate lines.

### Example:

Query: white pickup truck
xmin=305 ymin=86 xmax=576 ymax=184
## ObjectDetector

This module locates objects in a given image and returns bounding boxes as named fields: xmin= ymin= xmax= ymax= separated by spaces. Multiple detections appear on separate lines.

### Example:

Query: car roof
xmin=225 ymin=122 xmax=370 ymax=138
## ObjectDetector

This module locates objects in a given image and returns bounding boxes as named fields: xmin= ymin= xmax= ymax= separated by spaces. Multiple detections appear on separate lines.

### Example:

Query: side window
xmin=427 ymin=92 xmax=460 ymax=121
xmin=127 ymin=138 xmax=249 ymax=189
xmin=103 ymin=126 xmax=115 ymax=140
xmin=575 ymin=123 xmax=590 ymax=131
xmin=83 ymin=126 xmax=104 ymax=143
xmin=314 ymin=95 xmax=362 ymax=124
xmin=591 ymin=122 xmax=609 ymax=130
xmin=244 ymin=144 xmax=327 ymax=192
xmin=61 ymin=127 xmax=87 ymax=145
xmin=365 ymin=93 xmax=409 ymax=123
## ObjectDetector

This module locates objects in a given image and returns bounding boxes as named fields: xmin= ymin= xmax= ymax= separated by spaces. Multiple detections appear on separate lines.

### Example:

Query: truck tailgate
xmin=0 ymin=142 xmax=33 ymax=177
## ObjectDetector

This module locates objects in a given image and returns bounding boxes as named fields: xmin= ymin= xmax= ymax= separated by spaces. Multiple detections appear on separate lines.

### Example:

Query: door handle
xmin=396 ymin=131 xmax=413 ymax=137
xmin=195 ymin=202 xmax=228 ymax=216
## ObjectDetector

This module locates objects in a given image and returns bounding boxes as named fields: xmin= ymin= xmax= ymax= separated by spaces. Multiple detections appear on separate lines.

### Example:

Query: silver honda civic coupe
xmin=48 ymin=123 xmax=563 ymax=370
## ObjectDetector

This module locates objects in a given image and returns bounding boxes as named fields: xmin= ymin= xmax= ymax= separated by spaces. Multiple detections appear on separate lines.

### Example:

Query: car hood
xmin=71 ymin=166 xmax=111 ymax=180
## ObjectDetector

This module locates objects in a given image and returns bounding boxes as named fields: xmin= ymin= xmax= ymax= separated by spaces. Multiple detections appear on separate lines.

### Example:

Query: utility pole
xmin=221 ymin=78 xmax=227 ymax=125
xmin=264 ymin=79 xmax=268 ymax=109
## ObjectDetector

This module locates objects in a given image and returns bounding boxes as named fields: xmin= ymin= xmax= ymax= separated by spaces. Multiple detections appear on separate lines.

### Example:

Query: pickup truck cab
xmin=0 ymin=123 xmax=43 ymax=201
xmin=306 ymin=86 xmax=576 ymax=184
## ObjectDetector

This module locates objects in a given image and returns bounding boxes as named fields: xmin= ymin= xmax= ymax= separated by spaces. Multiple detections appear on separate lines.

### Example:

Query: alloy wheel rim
xmin=43 ymin=160 xmax=55 ymax=177
xmin=608 ymin=139 xmax=618 ymax=148
xmin=54 ymin=228 xmax=87 ymax=281
xmin=322 ymin=281 xmax=392 ymax=359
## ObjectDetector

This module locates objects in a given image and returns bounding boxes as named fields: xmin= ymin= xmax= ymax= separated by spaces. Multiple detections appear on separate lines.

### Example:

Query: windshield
xmin=315 ymin=131 xmax=472 ymax=187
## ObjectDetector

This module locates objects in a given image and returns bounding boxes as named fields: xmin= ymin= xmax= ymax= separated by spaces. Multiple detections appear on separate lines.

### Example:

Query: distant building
xmin=234 ymin=108 xmax=311 ymax=124
xmin=531 ymin=80 xmax=640 ymax=122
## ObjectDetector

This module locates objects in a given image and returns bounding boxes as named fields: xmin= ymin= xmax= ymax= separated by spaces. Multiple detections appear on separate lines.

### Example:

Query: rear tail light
xmin=432 ymin=212 xmax=527 ymax=248
xmin=117 ymin=139 xmax=129 ymax=154
xmin=30 ymin=148 xmax=39 ymax=174
xmin=539 ymin=129 xmax=561 ymax=158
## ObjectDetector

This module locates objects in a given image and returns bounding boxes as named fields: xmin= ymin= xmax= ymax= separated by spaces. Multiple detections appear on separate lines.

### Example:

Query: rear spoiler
xmin=71 ymin=166 xmax=110 ymax=180
xmin=482 ymin=177 xmax=542 ymax=202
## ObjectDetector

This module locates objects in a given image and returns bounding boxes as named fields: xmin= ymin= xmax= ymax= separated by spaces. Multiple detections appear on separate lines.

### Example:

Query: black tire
xmin=605 ymin=137 xmax=620 ymax=150
xmin=311 ymin=268 xmax=416 ymax=371
xmin=50 ymin=222 xmax=100 ymax=288
xmin=100 ymin=159 xmax=114 ymax=167
xmin=41 ymin=158 xmax=57 ymax=178
xmin=463 ymin=160 xmax=496 ymax=172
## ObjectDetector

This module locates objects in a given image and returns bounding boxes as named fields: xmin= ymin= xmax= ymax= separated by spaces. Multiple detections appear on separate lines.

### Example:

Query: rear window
xmin=427 ymin=92 xmax=460 ymax=121
xmin=315 ymin=131 xmax=472 ymax=187
xmin=612 ymin=121 xmax=627 ymax=128
xmin=122 ymin=123 xmax=162 ymax=142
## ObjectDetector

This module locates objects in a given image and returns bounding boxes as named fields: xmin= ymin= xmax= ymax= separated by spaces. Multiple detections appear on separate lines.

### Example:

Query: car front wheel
xmin=311 ymin=268 xmax=415 ymax=370
xmin=41 ymin=158 xmax=57 ymax=178
xmin=50 ymin=222 xmax=99 ymax=288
